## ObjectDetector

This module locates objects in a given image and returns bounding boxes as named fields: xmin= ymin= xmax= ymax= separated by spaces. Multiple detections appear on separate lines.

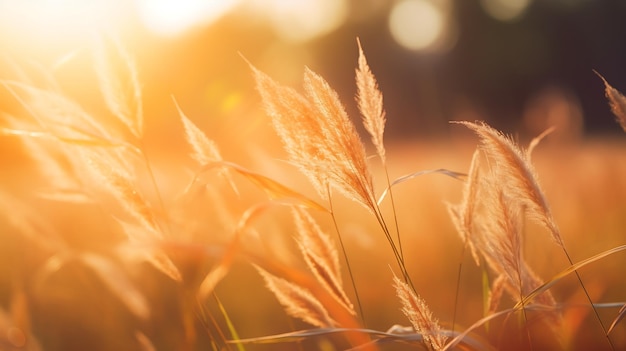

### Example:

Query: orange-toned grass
xmin=2 ymin=40 xmax=626 ymax=351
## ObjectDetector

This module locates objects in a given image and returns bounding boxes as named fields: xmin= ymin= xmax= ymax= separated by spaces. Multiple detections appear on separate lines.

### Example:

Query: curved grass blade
xmin=516 ymin=245 xmax=626 ymax=309
xmin=228 ymin=327 xmax=496 ymax=351
xmin=1 ymin=80 xmax=117 ymax=141
xmin=213 ymin=293 xmax=246 ymax=351
xmin=190 ymin=161 xmax=329 ymax=213
xmin=594 ymin=70 xmax=626 ymax=132
xmin=526 ymin=126 xmax=555 ymax=160
xmin=377 ymin=169 xmax=466 ymax=206
xmin=608 ymin=303 xmax=626 ymax=335
xmin=0 ymin=126 xmax=140 ymax=153
xmin=256 ymin=264 xmax=336 ymax=328
xmin=197 ymin=201 xmax=293 ymax=300
xmin=93 ymin=37 xmax=144 ymax=138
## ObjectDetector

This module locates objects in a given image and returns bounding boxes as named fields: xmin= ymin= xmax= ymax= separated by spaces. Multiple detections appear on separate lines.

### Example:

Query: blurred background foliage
xmin=2 ymin=0 xmax=626 ymax=144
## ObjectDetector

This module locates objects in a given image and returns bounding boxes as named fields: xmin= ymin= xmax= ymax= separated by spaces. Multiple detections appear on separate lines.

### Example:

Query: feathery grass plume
xmin=303 ymin=67 xmax=376 ymax=209
xmin=174 ymin=98 xmax=222 ymax=166
xmin=249 ymin=64 xmax=330 ymax=196
xmin=459 ymin=121 xmax=612 ymax=347
xmin=2 ymin=111 xmax=120 ymax=197
xmin=173 ymin=97 xmax=240 ymax=194
xmin=79 ymin=147 xmax=159 ymax=237
xmin=255 ymin=265 xmax=336 ymax=328
xmin=393 ymin=273 xmax=447 ymax=351
xmin=356 ymin=38 xmax=386 ymax=163
xmin=594 ymin=71 xmax=626 ymax=132
xmin=116 ymin=246 xmax=183 ymax=282
xmin=355 ymin=39 xmax=408 ymax=272
xmin=2 ymin=81 xmax=120 ymax=143
xmin=93 ymin=37 xmax=144 ymax=138
xmin=487 ymin=274 xmax=507 ymax=316
xmin=77 ymin=147 xmax=181 ymax=282
xmin=447 ymin=149 xmax=482 ymax=265
xmin=479 ymin=186 xmax=524 ymax=287
xmin=292 ymin=207 xmax=355 ymax=315
xmin=454 ymin=121 xmax=563 ymax=248
xmin=479 ymin=185 xmax=556 ymax=306
xmin=249 ymin=62 xmax=376 ymax=211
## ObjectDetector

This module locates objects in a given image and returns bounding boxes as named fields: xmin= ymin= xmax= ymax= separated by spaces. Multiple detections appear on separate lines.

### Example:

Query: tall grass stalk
xmin=4 ymin=37 xmax=626 ymax=351
xmin=327 ymin=185 xmax=365 ymax=325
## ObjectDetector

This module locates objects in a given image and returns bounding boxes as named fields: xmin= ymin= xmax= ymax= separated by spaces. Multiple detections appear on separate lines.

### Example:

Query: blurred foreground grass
xmin=1 ymin=132 xmax=625 ymax=350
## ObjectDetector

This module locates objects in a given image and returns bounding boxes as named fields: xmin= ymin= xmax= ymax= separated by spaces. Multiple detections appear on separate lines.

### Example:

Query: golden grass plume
xmin=93 ymin=38 xmax=143 ymax=139
xmin=595 ymin=70 xmax=626 ymax=132
xmin=447 ymin=149 xmax=481 ymax=265
xmin=454 ymin=121 xmax=563 ymax=248
xmin=256 ymin=265 xmax=336 ymax=328
xmin=249 ymin=61 xmax=376 ymax=212
xmin=174 ymin=98 xmax=223 ymax=167
xmin=292 ymin=207 xmax=355 ymax=315
xmin=356 ymin=38 xmax=386 ymax=163
xmin=393 ymin=274 xmax=447 ymax=351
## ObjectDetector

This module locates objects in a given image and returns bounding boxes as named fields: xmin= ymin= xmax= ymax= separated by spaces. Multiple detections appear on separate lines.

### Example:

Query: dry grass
xmin=1 ymin=38 xmax=626 ymax=351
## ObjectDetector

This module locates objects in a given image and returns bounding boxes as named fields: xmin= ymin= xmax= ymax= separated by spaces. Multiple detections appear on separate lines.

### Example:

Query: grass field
xmin=1 ymin=40 xmax=626 ymax=351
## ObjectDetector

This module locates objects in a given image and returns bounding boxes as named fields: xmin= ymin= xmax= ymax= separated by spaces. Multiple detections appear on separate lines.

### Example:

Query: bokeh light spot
xmin=480 ymin=0 xmax=533 ymax=22
xmin=388 ymin=0 xmax=445 ymax=51
xmin=255 ymin=0 xmax=348 ymax=43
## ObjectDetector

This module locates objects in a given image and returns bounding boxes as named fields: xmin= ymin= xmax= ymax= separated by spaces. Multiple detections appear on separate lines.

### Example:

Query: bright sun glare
xmin=0 ymin=0 xmax=119 ymax=48
xmin=0 ymin=0 xmax=243 ymax=47
xmin=135 ymin=0 xmax=242 ymax=37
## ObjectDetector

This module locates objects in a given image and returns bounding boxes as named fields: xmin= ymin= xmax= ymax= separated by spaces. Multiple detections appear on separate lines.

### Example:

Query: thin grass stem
xmin=196 ymin=295 xmax=233 ymax=351
xmin=561 ymin=247 xmax=615 ymax=350
xmin=213 ymin=293 xmax=245 ymax=351
xmin=451 ymin=240 xmax=468 ymax=333
xmin=137 ymin=140 xmax=173 ymax=237
xmin=382 ymin=165 xmax=404 ymax=266
xmin=516 ymin=267 xmax=533 ymax=351
xmin=371 ymin=203 xmax=414 ymax=290
xmin=327 ymin=184 xmax=366 ymax=326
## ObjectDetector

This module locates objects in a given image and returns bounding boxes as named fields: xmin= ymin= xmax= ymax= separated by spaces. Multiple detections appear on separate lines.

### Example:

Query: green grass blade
xmin=214 ymin=293 xmax=245 ymax=351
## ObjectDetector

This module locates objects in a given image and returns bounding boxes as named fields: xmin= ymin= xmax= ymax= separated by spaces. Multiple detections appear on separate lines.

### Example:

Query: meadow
xmin=1 ymin=39 xmax=626 ymax=351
